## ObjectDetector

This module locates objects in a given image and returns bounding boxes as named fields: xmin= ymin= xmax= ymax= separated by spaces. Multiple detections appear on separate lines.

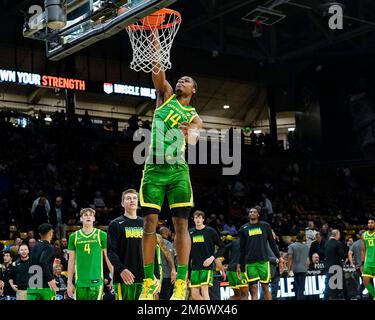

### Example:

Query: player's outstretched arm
xmin=150 ymin=30 xmax=173 ymax=104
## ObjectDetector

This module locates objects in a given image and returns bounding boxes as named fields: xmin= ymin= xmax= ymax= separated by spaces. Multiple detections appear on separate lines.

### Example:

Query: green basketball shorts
xmin=189 ymin=270 xmax=213 ymax=288
xmin=227 ymin=271 xmax=248 ymax=289
xmin=363 ymin=264 xmax=375 ymax=278
xmin=245 ymin=261 xmax=271 ymax=284
xmin=114 ymin=282 xmax=143 ymax=300
xmin=75 ymin=285 xmax=103 ymax=300
xmin=140 ymin=163 xmax=193 ymax=211
xmin=27 ymin=288 xmax=56 ymax=300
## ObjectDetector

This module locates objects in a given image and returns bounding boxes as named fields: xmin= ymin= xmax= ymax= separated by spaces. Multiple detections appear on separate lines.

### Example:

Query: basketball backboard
xmin=24 ymin=0 xmax=177 ymax=61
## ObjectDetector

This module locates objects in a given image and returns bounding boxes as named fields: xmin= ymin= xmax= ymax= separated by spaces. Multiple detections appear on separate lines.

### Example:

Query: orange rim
xmin=126 ymin=8 xmax=181 ymax=31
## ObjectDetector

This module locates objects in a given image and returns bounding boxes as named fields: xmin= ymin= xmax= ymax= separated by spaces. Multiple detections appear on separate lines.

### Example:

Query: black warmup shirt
xmin=29 ymin=240 xmax=55 ymax=288
xmin=10 ymin=258 xmax=30 ymax=290
xmin=223 ymin=239 xmax=241 ymax=272
xmin=107 ymin=215 xmax=144 ymax=283
xmin=189 ymin=226 xmax=225 ymax=270
xmin=239 ymin=221 xmax=280 ymax=265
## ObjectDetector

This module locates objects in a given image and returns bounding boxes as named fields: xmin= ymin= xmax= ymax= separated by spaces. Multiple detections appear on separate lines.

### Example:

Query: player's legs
xmin=190 ymin=287 xmax=203 ymax=300
xmin=245 ymin=263 xmax=261 ymax=300
xmin=200 ymin=285 xmax=210 ymax=300
xmin=249 ymin=282 xmax=259 ymax=300
xmin=189 ymin=270 xmax=203 ymax=300
xmin=170 ymin=213 xmax=190 ymax=300
xmin=200 ymin=269 xmax=213 ymax=300
xmin=362 ymin=265 xmax=375 ymax=299
xmin=258 ymin=261 xmax=271 ymax=300
xmin=139 ymin=165 xmax=165 ymax=300
xmin=240 ymin=286 xmax=249 ymax=300
xmin=139 ymin=209 xmax=161 ymax=300
xmin=142 ymin=212 xmax=159 ymax=276
xmin=260 ymin=283 xmax=272 ymax=300
xmin=227 ymin=272 xmax=241 ymax=300
xmin=229 ymin=288 xmax=241 ymax=300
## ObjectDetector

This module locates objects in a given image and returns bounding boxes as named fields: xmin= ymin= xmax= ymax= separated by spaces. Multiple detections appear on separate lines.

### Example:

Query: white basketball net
xmin=126 ymin=9 xmax=181 ymax=74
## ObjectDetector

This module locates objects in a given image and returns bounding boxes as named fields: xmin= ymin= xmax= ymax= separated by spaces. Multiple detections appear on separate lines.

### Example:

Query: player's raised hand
xmin=120 ymin=268 xmax=135 ymax=285
xmin=67 ymin=281 xmax=75 ymax=299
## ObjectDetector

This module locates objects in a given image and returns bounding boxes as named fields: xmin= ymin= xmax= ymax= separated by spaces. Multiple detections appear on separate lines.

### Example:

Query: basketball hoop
xmin=125 ymin=8 xmax=181 ymax=74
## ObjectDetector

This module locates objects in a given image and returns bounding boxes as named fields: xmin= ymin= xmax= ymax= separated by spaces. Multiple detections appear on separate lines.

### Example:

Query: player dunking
xmin=138 ymin=31 xmax=203 ymax=300
xmin=361 ymin=217 xmax=375 ymax=299
xmin=67 ymin=208 xmax=112 ymax=300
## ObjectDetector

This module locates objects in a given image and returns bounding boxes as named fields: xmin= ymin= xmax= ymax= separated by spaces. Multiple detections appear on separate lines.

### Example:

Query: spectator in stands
xmin=81 ymin=110 xmax=92 ymax=127
xmin=309 ymin=253 xmax=325 ymax=271
xmin=305 ymin=221 xmax=318 ymax=248
xmin=28 ymin=238 xmax=36 ymax=251
xmin=32 ymin=197 xmax=50 ymax=235
xmin=142 ymin=120 xmax=151 ymax=130
xmin=54 ymin=240 xmax=68 ymax=271
xmin=309 ymin=232 xmax=326 ymax=261
xmin=348 ymin=230 xmax=365 ymax=300
xmin=320 ymin=223 xmax=331 ymax=241
xmin=14 ymin=238 xmax=22 ymax=247
xmin=0 ymin=251 xmax=15 ymax=299
xmin=22 ymin=230 xmax=34 ymax=245
xmin=60 ymin=237 xmax=69 ymax=264
xmin=50 ymin=196 xmax=67 ymax=240
xmin=93 ymin=191 xmax=106 ymax=208
xmin=223 ymin=219 xmax=238 ymax=236
xmin=31 ymin=193 xmax=50 ymax=219
xmin=287 ymin=232 xmax=310 ymax=300
xmin=53 ymin=264 xmax=67 ymax=300
xmin=261 ymin=193 xmax=274 ymax=222
xmin=9 ymin=244 xmax=30 ymax=300
xmin=324 ymin=229 xmax=345 ymax=300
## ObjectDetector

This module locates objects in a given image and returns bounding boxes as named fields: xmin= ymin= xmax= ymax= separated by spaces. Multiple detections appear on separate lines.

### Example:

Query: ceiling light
xmin=254 ymin=130 xmax=262 ymax=134
xmin=288 ymin=128 xmax=295 ymax=132
xmin=223 ymin=105 xmax=230 ymax=109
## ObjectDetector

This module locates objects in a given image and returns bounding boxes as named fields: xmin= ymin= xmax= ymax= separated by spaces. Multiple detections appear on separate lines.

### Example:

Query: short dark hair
xmin=369 ymin=216 xmax=375 ymax=222
xmin=121 ymin=189 xmax=138 ymax=203
xmin=193 ymin=210 xmax=205 ymax=219
xmin=38 ymin=223 xmax=53 ymax=236
xmin=296 ymin=231 xmax=305 ymax=242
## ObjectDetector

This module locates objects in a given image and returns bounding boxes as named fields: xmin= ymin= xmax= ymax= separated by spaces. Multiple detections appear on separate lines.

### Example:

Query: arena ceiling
xmin=1 ymin=0 xmax=375 ymax=125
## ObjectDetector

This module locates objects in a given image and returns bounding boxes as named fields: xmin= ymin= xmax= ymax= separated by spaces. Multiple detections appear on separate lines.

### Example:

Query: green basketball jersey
xmin=148 ymin=94 xmax=198 ymax=164
xmin=68 ymin=228 xmax=107 ymax=287
xmin=364 ymin=230 xmax=375 ymax=267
